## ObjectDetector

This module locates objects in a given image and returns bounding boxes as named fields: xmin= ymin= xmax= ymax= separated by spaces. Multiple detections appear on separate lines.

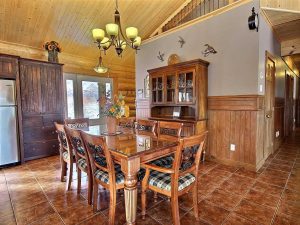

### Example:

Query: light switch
xmin=230 ymin=144 xmax=236 ymax=151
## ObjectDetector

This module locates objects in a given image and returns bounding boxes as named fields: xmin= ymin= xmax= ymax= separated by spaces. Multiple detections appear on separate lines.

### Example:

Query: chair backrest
xmin=64 ymin=125 xmax=88 ymax=164
xmin=135 ymin=119 xmax=157 ymax=135
xmin=54 ymin=122 xmax=72 ymax=160
xmin=118 ymin=117 xmax=136 ymax=128
xmin=65 ymin=118 xmax=89 ymax=131
xmin=157 ymin=121 xmax=183 ymax=142
xmin=173 ymin=132 xmax=208 ymax=179
xmin=80 ymin=131 xmax=116 ymax=185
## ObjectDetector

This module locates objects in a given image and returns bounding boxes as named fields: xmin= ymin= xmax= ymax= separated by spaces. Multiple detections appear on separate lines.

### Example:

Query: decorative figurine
xmin=178 ymin=36 xmax=185 ymax=48
xmin=43 ymin=41 xmax=62 ymax=63
xmin=157 ymin=51 xmax=165 ymax=62
xmin=202 ymin=44 xmax=217 ymax=57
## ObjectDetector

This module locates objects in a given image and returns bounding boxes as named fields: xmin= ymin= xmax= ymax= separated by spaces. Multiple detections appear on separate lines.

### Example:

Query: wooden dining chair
xmin=118 ymin=117 xmax=136 ymax=128
xmin=80 ymin=131 xmax=124 ymax=225
xmin=135 ymin=119 xmax=157 ymax=135
xmin=54 ymin=122 xmax=74 ymax=190
xmin=64 ymin=125 xmax=94 ymax=205
xmin=141 ymin=132 xmax=208 ymax=225
xmin=65 ymin=118 xmax=89 ymax=131
xmin=149 ymin=121 xmax=183 ymax=168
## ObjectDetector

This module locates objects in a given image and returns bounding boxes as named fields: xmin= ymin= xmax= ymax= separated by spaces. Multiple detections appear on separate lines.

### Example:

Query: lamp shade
xmin=133 ymin=36 xmax=141 ymax=47
xmin=126 ymin=27 xmax=138 ymax=40
xmin=94 ymin=66 xmax=108 ymax=73
xmin=92 ymin=29 xmax=105 ymax=41
xmin=100 ymin=37 xmax=110 ymax=50
xmin=118 ymin=40 xmax=127 ymax=50
xmin=106 ymin=23 xmax=119 ymax=36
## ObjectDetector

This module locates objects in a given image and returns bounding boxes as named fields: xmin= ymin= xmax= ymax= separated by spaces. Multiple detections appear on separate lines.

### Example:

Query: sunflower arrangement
xmin=99 ymin=94 xmax=129 ymax=119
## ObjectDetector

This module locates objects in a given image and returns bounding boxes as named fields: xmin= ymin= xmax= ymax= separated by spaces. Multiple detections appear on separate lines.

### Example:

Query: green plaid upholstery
xmin=70 ymin=137 xmax=85 ymax=155
xmin=94 ymin=167 xmax=125 ymax=184
xmin=150 ymin=155 xmax=174 ymax=168
xmin=57 ymin=130 xmax=68 ymax=148
xmin=62 ymin=151 xmax=69 ymax=161
xmin=148 ymin=171 xmax=195 ymax=191
xmin=77 ymin=158 xmax=87 ymax=170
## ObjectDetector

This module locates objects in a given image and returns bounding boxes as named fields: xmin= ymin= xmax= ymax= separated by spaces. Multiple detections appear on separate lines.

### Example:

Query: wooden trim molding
xmin=208 ymin=95 xmax=264 ymax=111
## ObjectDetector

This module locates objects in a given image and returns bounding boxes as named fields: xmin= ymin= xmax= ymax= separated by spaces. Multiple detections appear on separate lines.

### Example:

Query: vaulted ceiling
xmin=0 ymin=0 xmax=186 ymax=72
xmin=262 ymin=9 xmax=300 ymax=73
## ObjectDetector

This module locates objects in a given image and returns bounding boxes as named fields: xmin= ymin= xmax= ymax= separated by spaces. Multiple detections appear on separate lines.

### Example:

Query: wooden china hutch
xmin=148 ymin=59 xmax=209 ymax=136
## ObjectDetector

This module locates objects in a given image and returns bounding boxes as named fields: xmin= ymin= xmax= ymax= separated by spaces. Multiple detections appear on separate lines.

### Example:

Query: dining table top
xmin=86 ymin=125 xmax=178 ymax=159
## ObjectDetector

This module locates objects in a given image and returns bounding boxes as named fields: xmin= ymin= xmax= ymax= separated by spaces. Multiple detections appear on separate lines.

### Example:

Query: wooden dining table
xmin=87 ymin=125 xmax=178 ymax=225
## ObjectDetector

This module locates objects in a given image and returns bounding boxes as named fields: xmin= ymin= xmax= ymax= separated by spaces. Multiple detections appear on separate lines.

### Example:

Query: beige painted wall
xmin=136 ymin=1 xmax=260 ymax=99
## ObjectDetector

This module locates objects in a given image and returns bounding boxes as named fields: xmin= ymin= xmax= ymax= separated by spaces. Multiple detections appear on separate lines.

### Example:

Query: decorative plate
xmin=168 ymin=54 xmax=180 ymax=65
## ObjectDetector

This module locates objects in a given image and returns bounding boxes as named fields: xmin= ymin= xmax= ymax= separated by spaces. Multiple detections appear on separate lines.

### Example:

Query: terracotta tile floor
xmin=0 ymin=131 xmax=299 ymax=225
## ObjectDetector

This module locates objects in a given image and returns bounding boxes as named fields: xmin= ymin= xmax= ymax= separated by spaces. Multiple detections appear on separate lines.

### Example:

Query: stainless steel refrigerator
xmin=0 ymin=79 xmax=19 ymax=166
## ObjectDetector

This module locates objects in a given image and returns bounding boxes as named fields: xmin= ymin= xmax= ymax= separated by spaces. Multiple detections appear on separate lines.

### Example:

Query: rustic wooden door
xmin=19 ymin=62 xmax=42 ymax=115
xmin=40 ymin=65 xmax=63 ymax=114
xmin=264 ymin=56 xmax=275 ymax=158
xmin=285 ymin=73 xmax=295 ymax=136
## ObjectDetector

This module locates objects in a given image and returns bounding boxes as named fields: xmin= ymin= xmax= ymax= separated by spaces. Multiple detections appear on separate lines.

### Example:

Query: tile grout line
xmin=2 ymin=169 xmax=18 ymax=225
xmin=24 ymin=162 xmax=67 ymax=225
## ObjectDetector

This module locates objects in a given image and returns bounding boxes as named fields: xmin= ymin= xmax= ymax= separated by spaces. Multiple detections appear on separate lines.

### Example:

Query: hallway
xmin=0 ymin=130 xmax=299 ymax=225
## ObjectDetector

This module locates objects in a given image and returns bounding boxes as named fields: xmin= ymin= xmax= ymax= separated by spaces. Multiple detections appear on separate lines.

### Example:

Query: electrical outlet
xmin=276 ymin=131 xmax=280 ymax=138
xmin=230 ymin=144 xmax=236 ymax=151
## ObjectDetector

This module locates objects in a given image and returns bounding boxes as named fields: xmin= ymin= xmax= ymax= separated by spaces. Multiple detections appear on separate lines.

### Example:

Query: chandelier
xmin=94 ymin=51 xmax=108 ymax=73
xmin=92 ymin=0 xmax=141 ymax=57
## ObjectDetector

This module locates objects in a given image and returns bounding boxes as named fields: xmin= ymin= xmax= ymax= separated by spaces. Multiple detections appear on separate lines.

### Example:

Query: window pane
xmin=66 ymin=80 xmax=75 ymax=119
xmin=82 ymin=81 xmax=100 ymax=119
xmin=106 ymin=83 xmax=112 ymax=99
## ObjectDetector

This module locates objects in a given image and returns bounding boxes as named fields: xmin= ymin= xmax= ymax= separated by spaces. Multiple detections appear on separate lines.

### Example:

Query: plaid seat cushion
xmin=94 ymin=167 xmax=124 ymax=184
xmin=77 ymin=158 xmax=87 ymax=170
xmin=62 ymin=151 xmax=69 ymax=161
xmin=148 ymin=171 xmax=195 ymax=191
xmin=150 ymin=155 xmax=174 ymax=168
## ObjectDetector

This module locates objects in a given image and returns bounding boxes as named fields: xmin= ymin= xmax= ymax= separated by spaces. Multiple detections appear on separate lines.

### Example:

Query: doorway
xmin=285 ymin=72 xmax=295 ymax=136
xmin=264 ymin=53 xmax=276 ymax=158
xmin=64 ymin=73 xmax=113 ymax=125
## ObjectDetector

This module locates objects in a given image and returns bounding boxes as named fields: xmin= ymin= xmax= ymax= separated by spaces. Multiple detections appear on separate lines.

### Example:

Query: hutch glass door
xmin=151 ymin=75 xmax=164 ymax=104
xmin=178 ymin=71 xmax=194 ymax=104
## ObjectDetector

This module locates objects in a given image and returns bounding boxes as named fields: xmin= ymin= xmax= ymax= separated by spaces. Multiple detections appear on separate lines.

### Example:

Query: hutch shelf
xmin=148 ymin=59 xmax=209 ymax=136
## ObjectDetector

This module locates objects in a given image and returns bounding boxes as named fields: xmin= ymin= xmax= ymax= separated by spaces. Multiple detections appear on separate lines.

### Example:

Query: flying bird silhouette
xmin=202 ymin=44 xmax=217 ymax=57
xmin=178 ymin=36 xmax=185 ymax=48
xmin=157 ymin=51 xmax=165 ymax=62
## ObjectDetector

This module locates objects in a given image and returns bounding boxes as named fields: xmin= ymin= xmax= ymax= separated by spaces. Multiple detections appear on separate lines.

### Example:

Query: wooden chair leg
xmin=93 ymin=181 xmax=98 ymax=212
xmin=141 ymin=188 xmax=146 ymax=219
xmin=109 ymin=187 xmax=117 ymax=225
xmin=77 ymin=168 xmax=81 ymax=194
xmin=87 ymin=173 xmax=93 ymax=205
xmin=66 ymin=162 xmax=73 ymax=191
xmin=61 ymin=160 xmax=67 ymax=182
xmin=192 ymin=184 xmax=199 ymax=221
xmin=154 ymin=191 xmax=158 ymax=202
xmin=171 ymin=195 xmax=180 ymax=225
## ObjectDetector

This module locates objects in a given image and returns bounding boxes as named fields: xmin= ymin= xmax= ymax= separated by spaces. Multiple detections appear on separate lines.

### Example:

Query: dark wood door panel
xmin=43 ymin=114 xmax=64 ymax=126
xmin=20 ymin=62 xmax=42 ymax=114
xmin=41 ymin=65 xmax=63 ymax=114
xmin=0 ymin=55 xmax=18 ymax=78
xmin=22 ymin=115 xmax=43 ymax=127
xmin=23 ymin=126 xmax=57 ymax=143
xmin=24 ymin=140 xmax=59 ymax=160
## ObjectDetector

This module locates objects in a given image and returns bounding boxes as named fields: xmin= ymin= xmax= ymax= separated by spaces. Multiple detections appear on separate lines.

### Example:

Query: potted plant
xmin=99 ymin=94 xmax=129 ymax=134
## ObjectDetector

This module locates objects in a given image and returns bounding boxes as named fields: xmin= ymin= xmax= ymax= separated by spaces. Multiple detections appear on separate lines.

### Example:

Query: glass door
xmin=166 ymin=74 xmax=175 ymax=103
xmin=64 ymin=73 xmax=113 ymax=125
xmin=151 ymin=75 xmax=164 ymax=104
xmin=177 ymin=71 xmax=194 ymax=104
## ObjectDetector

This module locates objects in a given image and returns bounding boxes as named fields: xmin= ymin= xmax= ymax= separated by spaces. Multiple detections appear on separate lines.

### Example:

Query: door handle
xmin=266 ymin=114 xmax=271 ymax=118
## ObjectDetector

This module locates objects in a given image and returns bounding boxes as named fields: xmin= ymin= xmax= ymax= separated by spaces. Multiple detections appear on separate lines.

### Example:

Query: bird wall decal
xmin=202 ymin=44 xmax=217 ymax=57
xmin=178 ymin=36 xmax=185 ymax=48
xmin=157 ymin=51 xmax=165 ymax=62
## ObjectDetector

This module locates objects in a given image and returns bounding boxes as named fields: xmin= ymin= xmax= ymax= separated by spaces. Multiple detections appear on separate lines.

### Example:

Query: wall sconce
xmin=248 ymin=7 xmax=259 ymax=32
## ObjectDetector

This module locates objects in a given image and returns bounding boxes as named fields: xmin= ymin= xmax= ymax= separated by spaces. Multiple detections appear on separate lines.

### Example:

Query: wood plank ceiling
xmin=0 ymin=0 xmax=186 ymax=72
xmin=262 ymin=9 xmax=300 ymax=73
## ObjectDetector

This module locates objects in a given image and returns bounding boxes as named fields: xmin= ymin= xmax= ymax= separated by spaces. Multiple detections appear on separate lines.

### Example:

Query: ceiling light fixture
xmin=92 ymin=0 xmax=141 ymax=57
xmin=94 ymin=51 xmax=108 ymax=73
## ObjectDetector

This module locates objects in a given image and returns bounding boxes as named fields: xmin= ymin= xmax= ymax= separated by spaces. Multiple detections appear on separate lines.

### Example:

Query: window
xmin=64 ymin=73 xmax=113 ymax=125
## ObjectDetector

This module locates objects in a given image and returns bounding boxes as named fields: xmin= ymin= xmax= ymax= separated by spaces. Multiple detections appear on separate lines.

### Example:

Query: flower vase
xmin=106 ymin=116 xmax=117 ymax=134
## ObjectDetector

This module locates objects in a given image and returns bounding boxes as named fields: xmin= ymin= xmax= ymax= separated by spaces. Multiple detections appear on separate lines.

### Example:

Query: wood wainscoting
xmin=274 ymin=98 xmax=285 ymax=150
xmin=207 ymin=95 xmax=265 ymax=171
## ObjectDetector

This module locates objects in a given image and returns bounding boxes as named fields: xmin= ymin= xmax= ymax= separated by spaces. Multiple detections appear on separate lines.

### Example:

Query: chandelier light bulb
xmin=133 ymin=36 xmax=141 ymax=47
xmin=106 ymin=24 xmax=119 ymax=37
xmin=92 ymin=28 xmax=105 ymax=41
xmin=126 ymin=27 xmax=138 ymax=40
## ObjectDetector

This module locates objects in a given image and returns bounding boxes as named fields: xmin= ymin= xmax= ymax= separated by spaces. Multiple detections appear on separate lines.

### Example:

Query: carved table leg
xmin=121 ymin=157 xmax=140 ymax=225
